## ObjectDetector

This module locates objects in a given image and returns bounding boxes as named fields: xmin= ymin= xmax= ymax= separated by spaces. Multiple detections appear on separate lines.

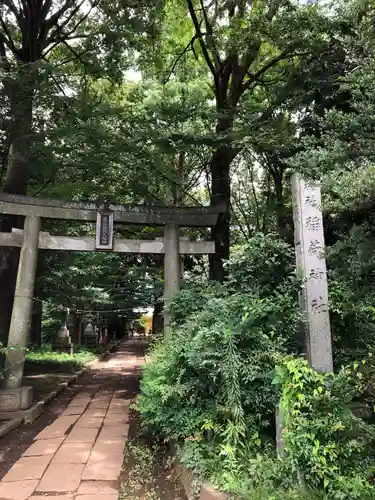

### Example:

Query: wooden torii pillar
xmin=0 ymin=193 xmax=222 ymax=411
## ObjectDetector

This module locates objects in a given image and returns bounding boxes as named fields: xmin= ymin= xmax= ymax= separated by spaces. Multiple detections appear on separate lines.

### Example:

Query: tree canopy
xmin=3 ymin=1 xmax=375 ymax=496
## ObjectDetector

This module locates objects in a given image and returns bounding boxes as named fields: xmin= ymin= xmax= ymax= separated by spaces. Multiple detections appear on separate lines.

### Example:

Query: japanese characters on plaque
xmin=291 ymin=174 xmax=333 ymax=373
xmin=95 ymin=209 xmax=114 ymax=250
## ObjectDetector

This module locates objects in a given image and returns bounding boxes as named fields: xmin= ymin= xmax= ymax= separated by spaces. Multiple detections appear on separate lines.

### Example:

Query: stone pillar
xmin=180 ymin=237 xmax=188 ymax=282
xmin=83 ymin=321 xmax=98 ymax=347
xmin=78 ymin=314 xmax=83 ymax=346
xmin=1 ymin=216 xmax=41 ymax=410
xmin=53 ymin=325 xmax=74 ymax=355
xmin=291 ymin=174 xmax=333 ymax=373
xmin=53 ymin=308 xmax=74 ymax=355
xmin=164 ymin=224 xmax=180 ymax=334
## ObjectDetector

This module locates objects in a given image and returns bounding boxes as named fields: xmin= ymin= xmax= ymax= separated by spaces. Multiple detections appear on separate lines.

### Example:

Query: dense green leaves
xmin=275 ymin=357 xmax=375 ymax=499
xmin=137 ymin=234 xmax=300 ymax=494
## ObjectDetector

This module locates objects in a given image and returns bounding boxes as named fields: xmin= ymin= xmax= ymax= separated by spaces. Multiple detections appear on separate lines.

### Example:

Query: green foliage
xmin=137 ymin=235 xmax=300 ymax=494
xmin=139 ymin=232 xmax=375 ymax=499
xmin=274 ymin=356 xmax=375 ymax=499
xmin=3 ymin=1 xmax=375 ymax=498
xmin=227 ymin=234 xmax=297 ymax=295
xmin=327 ymin=223 xmax=375 ymax=361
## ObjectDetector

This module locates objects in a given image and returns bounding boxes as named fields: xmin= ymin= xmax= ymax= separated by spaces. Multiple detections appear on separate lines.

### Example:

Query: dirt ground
xmin=120 ymin=412 xmax=186 ymax=500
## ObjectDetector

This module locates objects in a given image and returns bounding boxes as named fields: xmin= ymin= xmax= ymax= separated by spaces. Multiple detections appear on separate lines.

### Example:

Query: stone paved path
xmin=0 ymin=340 xmax=145 ymax=500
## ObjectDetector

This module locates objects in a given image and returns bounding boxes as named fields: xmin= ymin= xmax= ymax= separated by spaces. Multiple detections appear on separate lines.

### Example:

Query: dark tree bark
xmin=208 ymin=145 xmax=236 ymax=281
xmin=0 ymin=0 xmax=85 ymax=343
xmin=185 ymin=0 xmax=312 ymax=281
xmin=29 ymin=299 xmax=43 ymax=347
xmin=0 ymin=71 xmax=35 ymax=343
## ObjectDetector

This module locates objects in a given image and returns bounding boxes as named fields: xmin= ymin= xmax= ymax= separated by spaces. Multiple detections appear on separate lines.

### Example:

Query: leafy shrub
xmin=138 ymin=233 xmax=375 ymax=499
xmin=274 ymin=356 xmax=375 ymax=500
xmin=137 ymin=234 xmax=300 ymax=493
xmin=226 ymin=234 xmax=296 ymax=295
xmin=327 ymin=224 xmax=375 ymax=362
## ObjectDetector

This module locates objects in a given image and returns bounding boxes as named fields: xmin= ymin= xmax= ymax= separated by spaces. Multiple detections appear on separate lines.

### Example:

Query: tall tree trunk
xmin=269 ymin=165 xmax=294 ymax=245
xmin=271 ymin=167 xmax=285 ymax=237
xmin=208 ymin=145 xmax=236 ymax=282
xmin=0 ymin=69 xmax=34 ymax=345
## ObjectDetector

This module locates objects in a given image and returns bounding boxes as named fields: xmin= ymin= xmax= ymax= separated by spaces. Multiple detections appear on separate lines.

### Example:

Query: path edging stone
xmin=0 ymin=340 xmax=122 ymax=434
xmin=0 ymin=416 xmax=24 ymax=439
xmin=174 ymin=453 xmax=228 ymax=500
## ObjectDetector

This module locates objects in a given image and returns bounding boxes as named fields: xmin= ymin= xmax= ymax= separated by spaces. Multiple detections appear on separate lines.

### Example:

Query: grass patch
xmin=25 ymin=346 xmax=98 ymax=374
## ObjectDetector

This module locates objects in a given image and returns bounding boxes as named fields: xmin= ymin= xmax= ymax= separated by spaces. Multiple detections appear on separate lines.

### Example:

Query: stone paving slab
xmin=36 ymin=462 xmax=85 ymax=492
xmin=31 ymin=496 xmax=74 ymax=500
xmin=0 ymin=340 xmax=142 ymax=500
xmin=99 ymin=424 xmax=129 ymax=439
xmin=82 ymin=456 xmax=123 ymax=481
xmin=106 ymin=407 xmax=127 ymax=415
xmin=91 ymin=437 xmax=127 ymax=457
xmin=53 ymin=442 xmax=93 ymax=464
xmin=0 ymin=479 xmax=39 ymax=500
xmin=87 ymin=401 xmax=109 ymax=409
xmin=76 ymin=480 xmax=119 ymax=496
xmin=34 ymin=415 xmax=80 ymax=440
xmin=104 ymin=413 xmax=129 ymax=425
xmin=92 ymin=394 xmax=112 ymax=402
xmin=82 ymin=409 xmax=107 ymax=418
xmin=76 ymin=415 xmax=104 ymax=428
xmin=61 ymin=405 xmax=88 ymax=416
xmin=76 ymin=495 xmax=118 ymax=500
xmin=22 ymin=437 xmax=65 ymax=457
xmin=69 ymin=396 xmax=92 ymax=406
xmin=2 ymin=455 xmax=53 ymax=482
xmin=65 ymin=427 xmax=99 ymax=443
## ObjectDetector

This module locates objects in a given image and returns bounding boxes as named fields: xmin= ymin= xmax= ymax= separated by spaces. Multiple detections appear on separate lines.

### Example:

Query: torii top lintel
xmin=0 ymin=194 xmax=224 ymax=228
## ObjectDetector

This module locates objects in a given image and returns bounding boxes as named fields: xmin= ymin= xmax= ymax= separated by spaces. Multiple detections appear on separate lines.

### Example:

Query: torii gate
xmin=0 ymin=193 xmax=222 ymax=411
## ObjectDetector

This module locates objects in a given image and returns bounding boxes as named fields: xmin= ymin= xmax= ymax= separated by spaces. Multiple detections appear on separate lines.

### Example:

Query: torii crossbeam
xmin=0 ymin=193 xmax=223 ymax=412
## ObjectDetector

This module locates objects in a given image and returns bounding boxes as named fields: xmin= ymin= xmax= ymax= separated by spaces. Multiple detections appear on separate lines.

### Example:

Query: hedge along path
xmin=0 ymin=339 xmax=146 ymax=500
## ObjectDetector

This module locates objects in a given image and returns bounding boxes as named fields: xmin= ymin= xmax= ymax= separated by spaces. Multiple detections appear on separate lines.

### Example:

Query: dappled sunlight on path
xmin=0 ymin=340 xmax=145 ymax=500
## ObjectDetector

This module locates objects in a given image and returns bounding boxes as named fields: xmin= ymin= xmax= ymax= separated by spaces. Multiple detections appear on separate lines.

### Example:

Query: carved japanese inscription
xmin=291 ymin=174 xmax=333 ymax=373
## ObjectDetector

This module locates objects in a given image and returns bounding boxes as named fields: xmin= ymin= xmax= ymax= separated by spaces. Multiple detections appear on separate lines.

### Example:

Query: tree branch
xmin=40 ymin=0 xmax=53 ymax=24
xmin=51 ymin=45 xmax=91 ymax=67
xmin=59 ymin=39 xmax=92 ymax=70
xmin=242 ymin=50 xmax=312 ymax=92
xmin=45 ymin=0 xmax=95 ymax=53
xmin=0 ymin=18 xmax=19 ymax=55
xmin=44 ymin=0 xmax=73 ymax=30
xmin=199 ymin=0 xmax=220 ymax=68
xmin=164 ymin=35 xmax=198 ymax=83
xmin=0 ymin=33 xmax=9 ymax=61
xmin=53 ymin=0 xmax=91 ymax=39
xmin=2 ymin=0 xmax=22 ymax=21
xmin=186 ymin=0 xmax=216 ymax=77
